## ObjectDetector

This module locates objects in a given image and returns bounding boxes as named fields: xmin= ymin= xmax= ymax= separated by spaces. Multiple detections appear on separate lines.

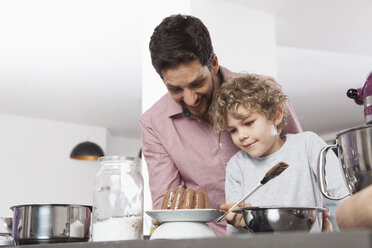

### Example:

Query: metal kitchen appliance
xmin=347 ymin=72 xmax=372 ymax=124
xmin=318 ymin=71 xmax=372 ymax=199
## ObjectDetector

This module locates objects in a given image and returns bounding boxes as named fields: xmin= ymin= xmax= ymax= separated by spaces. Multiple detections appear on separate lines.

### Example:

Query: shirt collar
xmin=219 ymin=65 xmax=242 ymax=82
xmin=165 ymin=94 xmax=194 ymax=119
xmin=166 ymin=93 xmax=184 ymax=118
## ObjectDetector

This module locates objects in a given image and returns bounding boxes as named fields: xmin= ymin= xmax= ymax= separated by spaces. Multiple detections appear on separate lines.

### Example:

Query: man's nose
xmin=183 ymin=89 xmax=197 ymax=106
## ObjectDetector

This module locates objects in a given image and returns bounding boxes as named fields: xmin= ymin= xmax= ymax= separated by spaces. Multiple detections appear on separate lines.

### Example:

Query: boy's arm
xmin=225 ymin=159 xmax=243 ymax=205
xmin=224 ymin=158 xmax=248 ymax=231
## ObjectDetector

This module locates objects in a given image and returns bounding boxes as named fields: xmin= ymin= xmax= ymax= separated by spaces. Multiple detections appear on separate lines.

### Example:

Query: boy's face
xmin=226 ymin=106 xmax=284 ymax=158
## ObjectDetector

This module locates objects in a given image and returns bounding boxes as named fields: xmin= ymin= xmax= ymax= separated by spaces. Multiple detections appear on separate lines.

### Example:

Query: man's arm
xmin=336 ymin=185 xmax=372 ymax=229
xmin=139 ymin=118 xmax=184 ymax=209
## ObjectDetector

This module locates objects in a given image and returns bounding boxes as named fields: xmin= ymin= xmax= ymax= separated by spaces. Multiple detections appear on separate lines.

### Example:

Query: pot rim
xmin=336 ymin=124 xmax=372 ymax=138
xmin=10 ymin=204 xmax=92 ymax=211
xmin=233 ymin=206 xmax=326 ymax=213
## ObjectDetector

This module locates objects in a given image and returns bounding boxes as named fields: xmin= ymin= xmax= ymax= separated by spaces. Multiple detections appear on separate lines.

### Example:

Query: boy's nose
xmin=183 ymin=89 xmax=197 ymax=106
xmin=238 ymin=130 xmax=249 ymax=141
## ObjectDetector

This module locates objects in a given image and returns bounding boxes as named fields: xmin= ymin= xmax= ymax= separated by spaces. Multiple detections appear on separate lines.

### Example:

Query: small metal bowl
xmin=0 ymin=217 xmax=12 ymax=234
xmin=233 ymin=206 xmax=326 ymax=233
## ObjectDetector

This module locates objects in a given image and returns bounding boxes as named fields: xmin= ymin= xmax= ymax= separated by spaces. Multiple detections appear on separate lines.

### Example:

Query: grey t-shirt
xmin=225 ymin=131 xmax=349 ymax=234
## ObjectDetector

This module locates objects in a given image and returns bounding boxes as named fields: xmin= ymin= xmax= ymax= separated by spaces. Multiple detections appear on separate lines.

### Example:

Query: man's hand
xmin=220 ymin=202 xmax=251 ymax=228
xmin=322 ymin=205 xmax=333 ymax=232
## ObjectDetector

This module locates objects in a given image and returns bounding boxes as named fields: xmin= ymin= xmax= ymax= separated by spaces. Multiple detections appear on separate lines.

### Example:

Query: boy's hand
xmin=152 ymin=218 xmax=161 ymax=227
xmin=322 ymin=205 xmax=333 ymax=232
xmin=220 ymin=202 xmax=251 ymax=228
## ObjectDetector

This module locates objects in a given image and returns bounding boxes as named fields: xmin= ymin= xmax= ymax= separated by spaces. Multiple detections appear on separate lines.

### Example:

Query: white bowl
xmin=150 ymin=222 xmax=216 ymax=240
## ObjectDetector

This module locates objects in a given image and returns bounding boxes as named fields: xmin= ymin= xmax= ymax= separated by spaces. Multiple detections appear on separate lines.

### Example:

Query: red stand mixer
xmin=318 ymin=71 xmax=372 ymax=199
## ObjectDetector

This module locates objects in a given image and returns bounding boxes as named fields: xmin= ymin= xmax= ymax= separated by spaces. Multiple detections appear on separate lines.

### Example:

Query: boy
xmin=209 ymin=75 xmax=349 ymax=233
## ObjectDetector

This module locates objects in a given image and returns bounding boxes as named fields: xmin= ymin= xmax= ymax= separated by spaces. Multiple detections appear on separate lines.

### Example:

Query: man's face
xmin=162 ymin=59 xmax=218 ymax=119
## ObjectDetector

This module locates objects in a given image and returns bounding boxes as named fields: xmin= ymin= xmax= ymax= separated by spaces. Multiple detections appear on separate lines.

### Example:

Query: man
xmin=139 ymin=14 xmax=302 ymax=236
xmin=336 ymin=184 xmax=372 ymax=229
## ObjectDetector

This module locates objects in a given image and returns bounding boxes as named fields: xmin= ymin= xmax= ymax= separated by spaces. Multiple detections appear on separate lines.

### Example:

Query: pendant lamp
xmin=70 ymin=141 xmax=104 ymax=161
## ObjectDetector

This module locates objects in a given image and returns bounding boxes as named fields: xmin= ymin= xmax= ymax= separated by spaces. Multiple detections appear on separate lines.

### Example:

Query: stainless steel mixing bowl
xmin=11 ymin=204 xmax=92 ymax=245
xmin=318 ymin=124 xmax=372 ymax=199
xmin=233 ymin=206 xmax=326 ymax=233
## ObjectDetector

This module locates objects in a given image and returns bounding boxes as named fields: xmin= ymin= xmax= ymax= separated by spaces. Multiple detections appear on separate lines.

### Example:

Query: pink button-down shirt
xmin=139 ymin=66 xmax=302 ymax=236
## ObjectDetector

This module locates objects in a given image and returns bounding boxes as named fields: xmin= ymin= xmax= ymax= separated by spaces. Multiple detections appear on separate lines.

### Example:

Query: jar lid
xmin=98 ymin=156 xmax=140 ymax=164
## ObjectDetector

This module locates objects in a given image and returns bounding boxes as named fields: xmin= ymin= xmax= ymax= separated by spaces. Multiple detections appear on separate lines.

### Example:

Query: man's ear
xmin=211 ymin=54 xmax=219 ymax=75
xmin=273 ymin=107 xmax=284 ymax=127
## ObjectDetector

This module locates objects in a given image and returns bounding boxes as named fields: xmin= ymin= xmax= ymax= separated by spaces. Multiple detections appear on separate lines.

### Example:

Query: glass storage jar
xmin=92 ymin=156 xmax=144 ymax=241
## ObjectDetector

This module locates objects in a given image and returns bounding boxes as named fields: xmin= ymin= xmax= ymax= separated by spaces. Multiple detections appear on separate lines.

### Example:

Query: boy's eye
xmin=245 ymin=120 xmax=254 ymax=126
xmin=229 ymin=128 xmax=237 ymax=134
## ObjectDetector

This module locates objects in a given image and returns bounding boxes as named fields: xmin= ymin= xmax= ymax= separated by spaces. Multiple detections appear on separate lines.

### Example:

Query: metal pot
xmin=233 ymin=206 xmax=326 ymax=233
xmin=11 ymin=204 xmax=92 ymax=245
xmin=318 ymin=124 xmax=372 ymax=199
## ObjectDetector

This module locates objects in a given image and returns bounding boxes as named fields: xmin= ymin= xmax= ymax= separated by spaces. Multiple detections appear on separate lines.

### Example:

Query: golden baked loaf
xmin=161 ymin=188 xmax=211 ymax=210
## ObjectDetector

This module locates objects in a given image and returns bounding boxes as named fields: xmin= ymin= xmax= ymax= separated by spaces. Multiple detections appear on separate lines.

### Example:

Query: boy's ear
xmin=273 ymin=107 xmax=284 ymax=127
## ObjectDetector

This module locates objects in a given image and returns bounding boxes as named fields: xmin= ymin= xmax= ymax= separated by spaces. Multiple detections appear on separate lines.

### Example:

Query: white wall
xmin=191 ymin=0 xmax=277 ymax=77
xmin=0 ymin=113 xmax=106 ymax=217
xmin=106 ymin=133 xmax=141 ymax=157
xmin=277 ymin=46 xmax=372 ymax=139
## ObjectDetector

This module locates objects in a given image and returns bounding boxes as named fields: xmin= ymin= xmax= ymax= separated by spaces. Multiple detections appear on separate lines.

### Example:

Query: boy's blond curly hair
xmin=209 ymin=75 xmax=288 ymax=132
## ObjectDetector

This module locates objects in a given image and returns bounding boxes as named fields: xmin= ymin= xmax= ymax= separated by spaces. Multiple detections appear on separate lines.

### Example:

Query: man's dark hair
xmin=149 ymin=14 xmax=214 ymax=77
